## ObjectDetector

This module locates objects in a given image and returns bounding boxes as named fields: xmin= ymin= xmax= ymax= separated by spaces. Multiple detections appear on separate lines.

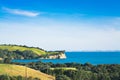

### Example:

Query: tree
xmin=16 ymin=75 xmax=24 ymax=80
xmin=56 ymin=75 xmax=71 ymax=80
xmin=0 ymin=74 xmax=11 ymax=80
xmin=3 ymin=58 xmax=11 ymax=63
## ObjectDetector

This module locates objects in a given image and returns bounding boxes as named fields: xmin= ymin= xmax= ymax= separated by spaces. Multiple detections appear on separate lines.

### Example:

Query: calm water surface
xmin=12 ymin=52 xmax=120 ymax=64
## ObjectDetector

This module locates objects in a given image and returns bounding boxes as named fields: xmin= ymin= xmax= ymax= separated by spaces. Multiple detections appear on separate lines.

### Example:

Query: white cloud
xmin=2 ymin=7 xmax=39 ymax=17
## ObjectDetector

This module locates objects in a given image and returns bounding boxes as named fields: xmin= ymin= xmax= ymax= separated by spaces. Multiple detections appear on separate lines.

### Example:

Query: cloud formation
xmin=1 ymin=17 xmax=120 ymax=51
xmin=2 ymin=7 xmax=39 ymax=17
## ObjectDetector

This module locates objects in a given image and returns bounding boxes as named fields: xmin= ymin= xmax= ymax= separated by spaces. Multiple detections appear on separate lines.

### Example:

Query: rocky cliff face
xmin=40 ymin=52 xmax=67 ymax=59
xmin=48 ymin=53 xmax=66 ymax=59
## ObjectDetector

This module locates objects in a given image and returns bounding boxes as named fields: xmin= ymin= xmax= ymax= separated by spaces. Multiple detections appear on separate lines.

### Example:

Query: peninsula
xmin=0 ymin=44 xmax=66 ymax=60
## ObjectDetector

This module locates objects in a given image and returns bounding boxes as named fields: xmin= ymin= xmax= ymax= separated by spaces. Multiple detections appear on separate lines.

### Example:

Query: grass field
xmin=0 ymin=45 xmax=63 ymax=57
xmin=0 ymin=45 xmax=46 ymax=55
xmin=0 ymin=64 xmax=55 ymax=80
xmin=50 ymin=67 xmax=77 ymax=71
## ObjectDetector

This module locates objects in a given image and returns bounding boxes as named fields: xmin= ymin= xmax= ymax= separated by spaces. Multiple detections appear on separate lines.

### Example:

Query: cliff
xmin=40 ymin=51 xmax=66 ymax=59
xmin=48 ymin=53 xmax=66 ymax=59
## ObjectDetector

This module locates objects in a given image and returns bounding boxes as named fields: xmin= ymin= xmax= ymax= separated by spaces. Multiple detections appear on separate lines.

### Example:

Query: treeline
xmin=0 ymin=49 xmax=38 ymax=59
xmin=0 ymin=49 xmax=65 ymax=60
xmin=1 ymin=44 xmax=45 ymax=51
xmin=11 ymin=62 xmax=120 ymax=80
xmin=0 ymin=74 xmax=40 ymax=80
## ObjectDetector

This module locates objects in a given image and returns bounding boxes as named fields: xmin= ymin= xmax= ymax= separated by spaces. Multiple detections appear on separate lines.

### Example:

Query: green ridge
xmin=0 ymin=45 xmax=46 ymax=55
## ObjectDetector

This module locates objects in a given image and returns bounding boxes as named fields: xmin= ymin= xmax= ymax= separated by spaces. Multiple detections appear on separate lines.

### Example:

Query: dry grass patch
xmin=0 ymin=64 xmax=55 ymax=80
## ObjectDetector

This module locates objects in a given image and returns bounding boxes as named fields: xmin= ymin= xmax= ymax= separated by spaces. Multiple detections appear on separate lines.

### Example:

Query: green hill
xmin=0 ymin=64 xmax=55 ymax=80
xmin=0 ymin=44 xmax=65 ymax=59
xmin=0 ymin=45 xmax=46 ymax=55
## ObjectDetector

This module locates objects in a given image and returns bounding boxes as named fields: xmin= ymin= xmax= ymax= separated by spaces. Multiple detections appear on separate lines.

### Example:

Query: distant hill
xmin=0 ymin=64 xmax=55 ymax=80
xmin=0 ymin=44 xmax=66 ymax=59
xmin=0 ymin=45 xmax=46 ymax=55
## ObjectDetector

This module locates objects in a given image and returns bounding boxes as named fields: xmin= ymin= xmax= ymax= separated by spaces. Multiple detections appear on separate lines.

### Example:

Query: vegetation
xmin=0 ymin=64 xmax=55 ymax=80
xmin=0 ymin=44 xmax=45 ymax=55
xmin=10 ymin=62 xmax=120 ymax=80
xmin=0 ymin=44 xmax=65 ymax=59
xmin=1 ymin=58 xmax=120 ymax=80
xmin=0 ymin=44 xmax=120 ymax=80
xmin=0 ymin=74 xmax=41 ymax=80
xmin=56 ymin=75 xmax=71 ymax=80
xmin=50 ymin=67 xmax=77 ymax=71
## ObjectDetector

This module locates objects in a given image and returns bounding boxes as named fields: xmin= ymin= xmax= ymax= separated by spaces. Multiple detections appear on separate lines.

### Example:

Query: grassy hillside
xmin=0 ymin=44 xmax=65 ymax=59
xmin=0 ymin=64 xmax=55 ymax=80
xmin=0 ymin=45 xmax=46 ymax=55
xmin=50 ymin=67 xmax=77 ymax=71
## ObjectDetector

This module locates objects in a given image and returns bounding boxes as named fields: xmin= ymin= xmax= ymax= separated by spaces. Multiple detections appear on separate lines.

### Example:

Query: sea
xmin=12 ymin=52 xmax=120 ymax=65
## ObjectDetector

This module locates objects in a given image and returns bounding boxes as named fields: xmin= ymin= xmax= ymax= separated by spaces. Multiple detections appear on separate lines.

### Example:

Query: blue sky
xmin=0 ymin=0 xmax=120 ymax=51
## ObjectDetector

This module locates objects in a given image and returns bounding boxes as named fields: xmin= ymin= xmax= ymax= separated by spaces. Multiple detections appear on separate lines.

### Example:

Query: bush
xmin=56 ymin=75 xmax=71 ymax=80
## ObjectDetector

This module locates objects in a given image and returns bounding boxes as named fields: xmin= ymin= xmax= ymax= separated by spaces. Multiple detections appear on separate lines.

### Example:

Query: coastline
xmin=40 ymin=53 xmax=66 ymax=59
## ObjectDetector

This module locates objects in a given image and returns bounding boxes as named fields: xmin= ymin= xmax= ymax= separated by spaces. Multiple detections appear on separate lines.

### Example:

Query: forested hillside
xmin=15 ymin=62 xmax=120 ymax=80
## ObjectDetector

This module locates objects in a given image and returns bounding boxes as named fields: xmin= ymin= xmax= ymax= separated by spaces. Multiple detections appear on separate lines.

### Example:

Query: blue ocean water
xmin=12 ymin=52 xmax=120 ymax=64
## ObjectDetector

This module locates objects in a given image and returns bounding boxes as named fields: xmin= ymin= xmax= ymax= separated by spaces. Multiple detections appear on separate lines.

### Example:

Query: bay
xmin=12 ymin=52 xmax=120 ymax=64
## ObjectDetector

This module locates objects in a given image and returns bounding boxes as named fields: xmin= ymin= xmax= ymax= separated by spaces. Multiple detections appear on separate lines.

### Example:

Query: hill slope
xmin=0 ymin=44 xmax=66 ymax=59
xmin=0 ymin=64 xmax=55 ymax=80
xmin=0 ymin=45 xmax=46 ymax=55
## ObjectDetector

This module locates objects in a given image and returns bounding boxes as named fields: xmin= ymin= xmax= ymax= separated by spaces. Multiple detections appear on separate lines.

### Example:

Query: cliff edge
xmin=41 ymin=51 xmax=67 ymax=59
